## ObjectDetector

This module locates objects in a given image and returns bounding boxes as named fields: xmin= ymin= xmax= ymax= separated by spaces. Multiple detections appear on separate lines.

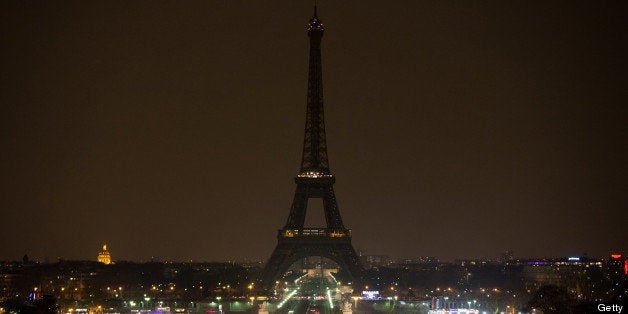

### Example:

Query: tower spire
xmin=301 ymin=2 xmax=327 ymax=176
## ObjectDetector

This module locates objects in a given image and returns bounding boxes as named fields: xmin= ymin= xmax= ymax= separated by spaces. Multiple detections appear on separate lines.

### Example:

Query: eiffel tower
xmin=260 ymin=6 xmax=362 ymax=289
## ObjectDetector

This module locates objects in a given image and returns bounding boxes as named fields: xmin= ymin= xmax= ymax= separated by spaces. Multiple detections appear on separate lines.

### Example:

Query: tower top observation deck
xmin=307 ymin=6 xmax=324 ymax=32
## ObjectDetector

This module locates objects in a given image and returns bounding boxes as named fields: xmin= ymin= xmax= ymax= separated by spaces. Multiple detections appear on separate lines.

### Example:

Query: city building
xmin=97 ymin=244 xmax=111 ymax=265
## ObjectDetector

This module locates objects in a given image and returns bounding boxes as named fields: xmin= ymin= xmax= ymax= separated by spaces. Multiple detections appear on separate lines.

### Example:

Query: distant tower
xmin=259 ymin=6 xmax=362 ymax=289
xmin=97 ymin=244 xmax=111 ymax=264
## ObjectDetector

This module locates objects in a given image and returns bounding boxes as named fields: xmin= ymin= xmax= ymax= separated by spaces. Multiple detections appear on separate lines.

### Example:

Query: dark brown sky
xmin=1 ymin=1 xmax=627 ymax=262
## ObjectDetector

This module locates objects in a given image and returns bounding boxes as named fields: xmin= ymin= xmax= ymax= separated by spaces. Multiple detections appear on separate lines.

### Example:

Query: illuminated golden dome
xmin=97 ymin=243 xmax=111 ymax=265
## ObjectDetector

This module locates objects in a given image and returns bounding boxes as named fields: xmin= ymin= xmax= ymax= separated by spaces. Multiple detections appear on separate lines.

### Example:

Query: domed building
xmin=97 ymin=244 xmax=111 ymax=264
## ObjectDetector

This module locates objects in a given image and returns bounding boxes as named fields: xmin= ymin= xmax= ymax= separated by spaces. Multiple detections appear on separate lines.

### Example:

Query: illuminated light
xmin=330 ymin=232 xmax=343 ymax=237
xmin=297 ymin=171 xmax=332 ymax=178
xmin=568 ymin=257 xmax=580 ymax=262
xmin=361 ymin=290 xmax=379 ymax=300
xmin=611 ymin=254 xmax=622 ymax=259
xmin=294 ymin=273 xmax=308 ymax=284
xmin=624 ymin=260 xmax=628 ymax=275
xmin=326 ymin=288 xmax=334 ymax=309
xmin=97 ymin=244 xmax=112 ymax=265
xmin=277 ymin=288 xmax=299 ymax=308
xmin=328 ymin=272 xmax=338 ymax=284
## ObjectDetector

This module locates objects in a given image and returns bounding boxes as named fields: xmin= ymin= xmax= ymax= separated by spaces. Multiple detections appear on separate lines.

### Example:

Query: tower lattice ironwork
xmin=260 ymin=7 xmax=362 ymax=289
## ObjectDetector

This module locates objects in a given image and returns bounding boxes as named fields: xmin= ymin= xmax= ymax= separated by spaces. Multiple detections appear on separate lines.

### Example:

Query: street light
xmin=352 ymin=296 xmax=359 ymax=309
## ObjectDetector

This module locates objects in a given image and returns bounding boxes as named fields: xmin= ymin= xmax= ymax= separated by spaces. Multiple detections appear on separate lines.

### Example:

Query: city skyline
xmin=1 ymin=1 xmax=626 ymax=262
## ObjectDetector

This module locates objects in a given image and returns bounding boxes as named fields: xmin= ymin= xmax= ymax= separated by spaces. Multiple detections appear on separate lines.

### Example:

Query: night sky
xmin=1 ymin=1 xmax=626 ymax=263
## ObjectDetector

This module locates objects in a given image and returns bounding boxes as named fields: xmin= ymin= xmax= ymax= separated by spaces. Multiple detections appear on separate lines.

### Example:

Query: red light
xmin=611 ymin=254 xmax=622 ymax=259
xmin=625 ymin=260 xmax=628 ymax=275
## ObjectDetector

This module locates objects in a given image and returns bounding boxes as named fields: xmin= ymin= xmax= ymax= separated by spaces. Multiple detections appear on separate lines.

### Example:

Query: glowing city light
xmin=326 ymin=288 xmax=334 ymax=309
xmin=277 ymin=288 xmax=299 ymax=309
